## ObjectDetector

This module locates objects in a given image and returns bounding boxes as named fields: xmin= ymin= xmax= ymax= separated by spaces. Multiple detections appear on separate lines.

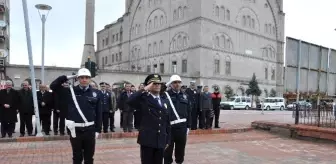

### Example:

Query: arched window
xmin=264 ymin=65 xmax=268 ymax=80
xmin=153 ymin=42 xmax=157 ymax=54
xmin=178 ymin=7 xmax=183 ymax=18
xmin=215 ymin=6 xmax=219 ymax=17
xmin=160 ymin=15 xmax=164 ymax=25
xmin=215 ymin=36 xmax=220 ymax=47
xmin=273 ymin=26 xmax=276 ymax=34
xmin=265 ymin=48 xmax=268 ymax=57
xmin=252 ymin=19 xmax=255 ymax=29
xmin=172 ymin=39 xmax=176 ymax=49
xmin=226 ymin=10 xmax=230 ymax=20
xmin=243 ymin=16 xmax=246 ymax=26
xmin=183 ymin=36 xmax=187 ymax=47
xmin=265 ymin=24 xmax=268 ymax=33
xmin=148 ymin=20 xmax=152 ymax=29
xmin=173 ymin=10 xmax=177 ymax=20
xmin=226 ymin=38 xmax=231 ymax=49
xmin=177 ymin=35 xmax=182 ymax=48
xmin=225 ymin=56 xmax=231 ymax=75
xmin=148 ymin=44 xmax=152 ymax=55
xmin=221 ymin=6 xmax=225 ymax=20
xmin=159 ymin=41 xmax=163 ymax=53
xmin=221 ymin=35 xmax=225 ymax=48
xmin=154 ymin=16 xmax=158 ymax=28
xmin=247 ymin=16 xmax=251 ymax=27
xmin=183 ymin=6 xmax=188 ymax=18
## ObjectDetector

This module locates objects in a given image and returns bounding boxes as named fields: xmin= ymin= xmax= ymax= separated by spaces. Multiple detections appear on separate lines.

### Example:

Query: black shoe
xmin=110 ymin=129 xmax=115 ymax=132
xmin=8 ymin=135 xmax=12 ymax=138
xmin=214 ymin=126 xmax=220 ymax=129
xmin=45 ymin=133 xmax=50 ymax=135
xmin=128 ymin=130 xmax=133 ymax=133
xmin=28 ymin=134 xmax=34 ymax=136
xmin=20 ymin=134 xmax=24 ymax=137
xmin=54 ymin=132 xmax=58 ymax=135
xmin=1 ymin=136 xmax=5 ymax=138
xmin=103 ymin=131 xmax=108 ymax=133
xmin=60 ymin=133 xmax=65 ymax=136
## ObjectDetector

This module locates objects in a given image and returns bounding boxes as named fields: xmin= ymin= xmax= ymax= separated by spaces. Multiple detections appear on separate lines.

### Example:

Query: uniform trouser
xmin=35 ymin=113 xmax=51 ymax=134
xmin=53 ymin=112 xmax=65 ymax=134
xmin=19 ymin=113 xmax=33 ymax=135
xmin=134 ymin=110 xmax=141 ymax=129
xmin=140 ymin=145 xmax=164 ymax=164
xmin=201 ymin=110 xmax=213 ymax=129
xmin=191 ymin=108 xmax=198 ymax=130
xmin=122 ymin=111 xmax=134 ymax=132
xmin=213 ymin=107 xmax=220 ymax=127
xmin=102 ymin=112 xmax=109 ymax=132
xmin=109 ymin=112 xmax=115 ymax=130
xmin=1 ymin=122 xmax=15 ymax=137
xmin=70 ymin=127 xmax=96 ymax=164
xmin=164 ymin=128 xmax=187 ymax=164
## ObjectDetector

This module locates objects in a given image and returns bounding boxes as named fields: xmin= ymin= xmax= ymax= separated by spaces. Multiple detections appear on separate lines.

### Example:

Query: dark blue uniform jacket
xmin=50 ymin=75 xmax=102 ymax=133
xmin=167 ymin=90 xmax=192 ymax=129
xmin=127 ymin=90 xmax=171 ymax=149
xmin=100 ymin=91 xmax=111 ymax=113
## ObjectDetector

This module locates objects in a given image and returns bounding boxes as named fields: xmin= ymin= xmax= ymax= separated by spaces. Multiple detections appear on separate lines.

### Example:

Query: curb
xmin=0 ymin=127 xmax=252 ymax=143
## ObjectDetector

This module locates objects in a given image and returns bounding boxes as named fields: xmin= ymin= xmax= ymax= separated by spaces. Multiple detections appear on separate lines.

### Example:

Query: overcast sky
xmin=9 ymin=0 xmax=336 ymax=68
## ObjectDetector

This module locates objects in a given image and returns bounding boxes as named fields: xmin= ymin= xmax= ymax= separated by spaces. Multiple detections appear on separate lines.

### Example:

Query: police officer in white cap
xmin=50 ymin=68 xmax=102 ymax=164
xmin=164 ymin=75 xmax=191 ymax=164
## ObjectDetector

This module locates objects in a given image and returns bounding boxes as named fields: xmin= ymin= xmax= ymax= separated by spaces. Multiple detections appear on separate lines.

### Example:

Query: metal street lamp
xmin=35 ymin=4 xmax=52 ymax=85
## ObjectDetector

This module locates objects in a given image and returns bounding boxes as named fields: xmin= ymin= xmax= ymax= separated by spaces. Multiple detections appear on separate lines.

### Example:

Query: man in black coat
xmin=35 ymin=84 xmax=53 ymax=135
xmin=133 ymin=83 xmax=144 ymax=130
xmin=127 ymin=74 xmax=171 ymax=164
xmin=99 ymin=82 xmax=112 ymax=133
xmin=18 ymin=81 xmax=34 ymax=137
xmin=0 ymin=80 xmax=19 ymax=138
xmin=118 ymin=83 xmax=134 ymax=132
xmin=53 ymin=81 xmax=69 ymax=135
xmin=185 ymin=81 xmax=199 ymax=130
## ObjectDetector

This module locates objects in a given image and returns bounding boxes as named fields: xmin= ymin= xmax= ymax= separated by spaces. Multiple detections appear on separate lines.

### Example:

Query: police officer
xmin=50 ymin=68 xmax=102 ymax=164
xmin=127 ymin=74 xmax=171 ymax=164
xmin=164 ymin=75 xmax=191 ymax=164
xmin=185 ymin=81 xmax=199 ymax=130
xmin=99 ymin=82 xmax=112 ymax=133
xmin=196 ymin=85 xmax=204 ymax=129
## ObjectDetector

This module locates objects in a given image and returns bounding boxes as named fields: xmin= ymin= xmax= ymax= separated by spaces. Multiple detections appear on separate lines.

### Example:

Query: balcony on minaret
xmin=0 ymin=3 xmax=5 ymax=13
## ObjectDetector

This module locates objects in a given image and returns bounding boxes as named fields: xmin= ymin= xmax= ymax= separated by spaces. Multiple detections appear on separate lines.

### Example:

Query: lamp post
xmin=35 ymin=4 xmax=52 ymax=85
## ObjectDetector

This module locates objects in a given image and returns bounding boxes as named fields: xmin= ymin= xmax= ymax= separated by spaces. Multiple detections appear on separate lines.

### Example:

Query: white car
xmin=220 ymin=96 xmax=251 ymax=110
xmin=262 ymin=97 xmax=285 ymax=111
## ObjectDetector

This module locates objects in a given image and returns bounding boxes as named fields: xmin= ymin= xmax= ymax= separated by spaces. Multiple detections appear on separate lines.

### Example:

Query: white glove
xmin=66 ymin=75 xmax=77 ymax=79
xmin=95 ymin=132 xmax=99 ymax=139
xmin=187 ymin=128 xmax=190 ymax=136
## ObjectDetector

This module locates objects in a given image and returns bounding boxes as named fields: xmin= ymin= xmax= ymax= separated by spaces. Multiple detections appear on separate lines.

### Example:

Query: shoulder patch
xmin=92 ymin=92 xmax=97 ymax=97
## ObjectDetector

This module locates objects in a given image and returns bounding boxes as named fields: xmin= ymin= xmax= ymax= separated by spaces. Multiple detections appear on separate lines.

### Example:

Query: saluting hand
xmin=144 ymin=82 xmax=153 ymax=91
xmin=165 ymin=144 xmax=169 ymax=150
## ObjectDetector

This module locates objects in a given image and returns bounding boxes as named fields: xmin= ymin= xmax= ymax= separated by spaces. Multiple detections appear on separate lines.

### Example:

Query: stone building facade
xmin=95 ymin=0 xmax=285 ymax=97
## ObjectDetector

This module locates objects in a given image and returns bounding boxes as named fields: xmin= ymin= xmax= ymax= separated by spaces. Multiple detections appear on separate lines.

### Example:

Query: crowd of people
xmin=0 ymin=68 xmax=223 ymax=164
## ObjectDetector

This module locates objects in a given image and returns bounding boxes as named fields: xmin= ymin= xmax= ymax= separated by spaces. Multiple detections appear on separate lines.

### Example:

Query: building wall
xmin=96 ymin=0 xmax=285 ymax=97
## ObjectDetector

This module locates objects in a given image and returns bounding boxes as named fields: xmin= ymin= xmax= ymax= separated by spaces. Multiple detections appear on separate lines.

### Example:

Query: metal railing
xmin=293 ymin=103 xmax=336 ymax=128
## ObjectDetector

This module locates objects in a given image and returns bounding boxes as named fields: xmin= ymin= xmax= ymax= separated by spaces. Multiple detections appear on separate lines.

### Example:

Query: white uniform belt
xmin=170 ymin=118 xmax=187 ymax=125
xmin=73 ymin=122 xmax=94 ymax=127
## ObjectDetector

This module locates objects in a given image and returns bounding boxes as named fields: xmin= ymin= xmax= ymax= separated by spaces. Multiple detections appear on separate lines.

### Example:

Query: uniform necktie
xmin=155 ymin=97 xmax=162 ymax=107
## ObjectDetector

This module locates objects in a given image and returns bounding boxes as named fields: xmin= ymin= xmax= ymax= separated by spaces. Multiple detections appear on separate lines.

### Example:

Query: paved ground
xmin=9 ymin=110 xmax=294 ymax=137
xmin=0 ymin=130 xmax=335 ymax=164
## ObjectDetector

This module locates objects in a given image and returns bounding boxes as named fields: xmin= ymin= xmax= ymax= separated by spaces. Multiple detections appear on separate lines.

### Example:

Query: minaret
xmin=81 ymin=0 xmax=95 ymax=67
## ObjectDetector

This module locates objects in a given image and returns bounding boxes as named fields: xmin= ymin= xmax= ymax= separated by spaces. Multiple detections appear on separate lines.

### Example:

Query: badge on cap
xmin=93 ymin=92 xmax=97 ymax=97
xmin=154 ymin=74 xmax=158 ymax=78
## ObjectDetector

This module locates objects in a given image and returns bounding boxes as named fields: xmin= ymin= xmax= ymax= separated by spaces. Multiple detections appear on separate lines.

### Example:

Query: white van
xmin=262 ymin=97 xmax=285 ymax=110
xmin=220 ymin=96 xmax=252 ymax=110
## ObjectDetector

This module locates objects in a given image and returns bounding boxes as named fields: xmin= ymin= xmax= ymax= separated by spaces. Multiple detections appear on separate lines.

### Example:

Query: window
xmin=225 ymin=60 xmax=231 ymax=75
xmin=116 ymin=53 xmax=118 ymax=61
xmin=154 ymin=16 xmax=158 ymax=28
xmin=112 ymin=35 xmax=115 ymax=43
xmin=148 ymin=44 xmax=152 ymax=55
xmin=153 ymin=42 xmax=157 ymax=54
xmin=172 ymin=61 xmax=177 ymax=73
xmin=119 ymin=52 xmax=122 ymax=61
xmin=214 ymin=59 xmax=220 ymax=74
xmin=173 ymin=10 xmax=177 ymax=20
xmin=265 ymin=48 xmax=268 ymax=57
xmin=182 ymin=59 xmax=187 ymax=73
xmin=226 ymin=39 xmax=231 ymax=49
xmin=215 ymin=6 xmax=219 ymax=17
xmin=112 ymin=54 xmax=114 ymax=62
xmin=153 ymin=64 xmax=158 ymax=73
xmin=273 ymin=26 xmax=276 ymax=34
xmin=147 ymin=65 xmax=151 ymax=72
xmin=183 ymin=36 xmax=187 ymax=47
xmin=148 ymin=20 xmax=152 ymax=29
xmin=221 ymin=35 xmax=225 ymax=48
xmin=265 ymin=67 xmax=268 ymax=80
xmin=172 ymin=39 xmax=176 ymax=49
xmin=178 ymin=7 xmax=183 ymax=18
xmin=105 ymin=56 xmax=107 ymax=64
xmin=252 ymin=19 xmax=255 ymax=28
xmin=241 ymin=97 xmax=246 ymax=102
xmin=221 ymin=6 xmax=225 ymax=19
xmin=102 ymin=39 xmax=105 ymax=48
xmin=120 ymin=30 xmax=123 ymax=41
xmin=106 ymin=37 xmax=109 ymax=45
xmin=247 ymin=16 xmax=251 ymax=27
xmin=159 ymin=41 xmax=163 ymax=53
xmin=226 ymin=10 xmax=230 ymax=20
xmin=246 ymin=98 xmax=251 ymax=103
xmin=235 ymin=98 xmax=241 ymax=102
xmin=116 ymin=34 xmax=119 ymax=41
xmin=216 ymin=36 xmax=220 ymax=47
xmin=177 ymin=35 xmax=182 ymax=48
xmin=160 ymin=15 xmax=164 ymax=25
xmin=265 ymin=24 xmax=268 ymax=33
xmin=183 ymin=6 xmax=188 ymax=18
xmin=160 ymin=63 xmax=164 ymax=73
xmin=102 ymin=57 xmax=105 ymax=66
xmin=271 ymin=68 xmax=275 ymax=80
xmin=243 ymin=16 xmax=246 ymax=26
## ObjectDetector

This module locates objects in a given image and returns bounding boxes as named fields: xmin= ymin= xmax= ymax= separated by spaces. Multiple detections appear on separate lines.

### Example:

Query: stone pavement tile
xmin=1 ymin=131 xmax=336 ymax=163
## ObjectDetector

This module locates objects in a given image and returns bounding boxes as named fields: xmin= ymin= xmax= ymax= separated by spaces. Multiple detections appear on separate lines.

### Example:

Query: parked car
xmin=261 ymin=97 xmax=285 ymax=111
xmin=286 ymin=101 xmax=312 ymax=110
xmin=220 ymin=96 xmax=251 ymax=110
